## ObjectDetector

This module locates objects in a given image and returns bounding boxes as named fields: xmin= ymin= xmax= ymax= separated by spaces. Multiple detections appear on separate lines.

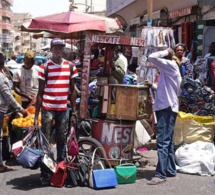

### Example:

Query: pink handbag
xmin=67 ymin=127 xmax=79 ymax=156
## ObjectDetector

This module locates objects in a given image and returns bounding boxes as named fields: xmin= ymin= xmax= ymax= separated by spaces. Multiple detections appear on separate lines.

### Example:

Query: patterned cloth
xmin=179 ymin=77 xmax=214 ymax=116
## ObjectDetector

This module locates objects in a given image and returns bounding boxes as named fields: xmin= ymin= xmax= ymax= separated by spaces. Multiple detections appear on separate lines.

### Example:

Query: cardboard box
xmin=107 ymin=84 xmax=152 ymax=121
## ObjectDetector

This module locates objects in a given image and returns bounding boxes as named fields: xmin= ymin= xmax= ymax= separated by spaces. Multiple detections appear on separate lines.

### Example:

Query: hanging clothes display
xmin=138 ymin=27 xmax=176 ymax=84
xmin=141 ymin=27 xmax=175 ymax=48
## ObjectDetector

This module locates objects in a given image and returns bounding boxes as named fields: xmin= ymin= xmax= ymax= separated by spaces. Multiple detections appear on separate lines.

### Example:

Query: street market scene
xmin=0 ymin=0 xmax=215 ymax=195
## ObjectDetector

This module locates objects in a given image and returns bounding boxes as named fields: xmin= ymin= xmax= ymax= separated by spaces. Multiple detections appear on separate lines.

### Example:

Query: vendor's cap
xmin=51 ymin=38 xmax=65 ymax=48
xmin=24 ymin=50 xmax=35 ymax=59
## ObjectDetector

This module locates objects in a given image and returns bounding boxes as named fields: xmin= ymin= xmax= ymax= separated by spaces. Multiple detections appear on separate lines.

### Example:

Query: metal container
xmin=92 ymin=118 xmax=135 ymax=165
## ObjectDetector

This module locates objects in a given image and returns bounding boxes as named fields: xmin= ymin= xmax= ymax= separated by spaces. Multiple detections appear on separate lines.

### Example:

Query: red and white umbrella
xmin=22 ymin=11 xmax=123 ymax=38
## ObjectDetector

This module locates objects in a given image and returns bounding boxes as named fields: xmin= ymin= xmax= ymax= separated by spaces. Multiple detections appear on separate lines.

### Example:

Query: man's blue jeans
xmin=155 ymin=107 xmax=177 ymax=179
xmin=41 ymin=108 xmax=68 ymax=162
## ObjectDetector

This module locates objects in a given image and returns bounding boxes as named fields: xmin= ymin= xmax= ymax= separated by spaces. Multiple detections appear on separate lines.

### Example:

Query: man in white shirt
xmin=146 ymin=48 xmax=182 ymax=185
xmin=13 ymin=51 xmax=39 ymax=108
xmin=110 ymin=46 xmax=128 ymax=84
xmin=114 ymin=46 xmax=128 ymax=73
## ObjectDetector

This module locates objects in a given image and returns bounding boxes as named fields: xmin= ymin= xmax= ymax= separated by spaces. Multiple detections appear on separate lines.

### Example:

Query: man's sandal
xmin=147 ymin=177 xmax=166 ymax=185
xmin=0 ymin=165 xmax=14 ymax=173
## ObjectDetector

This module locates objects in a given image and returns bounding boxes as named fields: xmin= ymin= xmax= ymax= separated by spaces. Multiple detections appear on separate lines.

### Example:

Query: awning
xmin=198 ymin=0 xmax=215 ymax=6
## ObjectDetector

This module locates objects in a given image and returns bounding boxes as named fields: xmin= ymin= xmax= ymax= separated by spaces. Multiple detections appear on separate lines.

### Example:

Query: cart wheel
xmin=78 ymin=137 xmax=107 ymax=169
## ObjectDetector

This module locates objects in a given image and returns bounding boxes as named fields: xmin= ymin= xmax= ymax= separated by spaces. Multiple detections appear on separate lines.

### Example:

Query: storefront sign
xmin=169 ymin=7 xmax=192 ymax=19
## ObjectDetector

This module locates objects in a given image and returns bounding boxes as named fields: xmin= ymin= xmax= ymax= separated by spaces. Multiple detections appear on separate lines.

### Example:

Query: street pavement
xmin=0 ymin=147 xmax=214 ymax=195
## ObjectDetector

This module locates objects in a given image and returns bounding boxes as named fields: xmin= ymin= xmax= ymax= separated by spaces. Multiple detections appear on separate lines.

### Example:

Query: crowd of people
xmin=0 ymin=37 xmax=214 ymax=186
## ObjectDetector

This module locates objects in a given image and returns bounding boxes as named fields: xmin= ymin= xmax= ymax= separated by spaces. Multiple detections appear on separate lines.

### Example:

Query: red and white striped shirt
xmin=38 ymin=59 xmax=78 ymax=111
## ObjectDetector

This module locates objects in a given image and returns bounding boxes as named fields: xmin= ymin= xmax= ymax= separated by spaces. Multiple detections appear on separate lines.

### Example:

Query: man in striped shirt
xmin=34 ymin=38 xmax=78 ymax=185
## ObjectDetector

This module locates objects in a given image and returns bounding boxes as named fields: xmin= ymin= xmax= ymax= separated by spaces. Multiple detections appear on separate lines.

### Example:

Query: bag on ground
xmin=50 ymin=160 xmax=68 ymax=187
xmin=89 ymin=147 xmax=118 ymax=189
xmin=115 ymin=163 xmax=137 ymax=184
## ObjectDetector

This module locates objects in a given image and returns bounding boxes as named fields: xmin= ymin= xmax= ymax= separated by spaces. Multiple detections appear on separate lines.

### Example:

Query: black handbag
xmin=65 ymin=156 xmax=90 ymax=188
xmin=65 ymin=167 xmax=79 ymax=188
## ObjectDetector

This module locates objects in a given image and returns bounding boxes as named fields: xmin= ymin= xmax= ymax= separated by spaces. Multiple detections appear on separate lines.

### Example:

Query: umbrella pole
xmin=79 ymin=33 xmax=93 ymax=119
xmin=147 ymin=0 xmax=153 ymax=26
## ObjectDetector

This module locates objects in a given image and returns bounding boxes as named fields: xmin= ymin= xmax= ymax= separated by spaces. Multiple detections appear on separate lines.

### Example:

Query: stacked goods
xmin=12 ymin=106 xmax=42 ymax=128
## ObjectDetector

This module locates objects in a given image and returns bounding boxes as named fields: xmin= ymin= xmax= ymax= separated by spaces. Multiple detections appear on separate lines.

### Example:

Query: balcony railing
xmin=2 ymin=22 xmax=12 ymax=30
xmin=1 ymin=8 xmax=13 ymax=18
xmin=0 ymin=34 xmax=13 ymax=43
xmin=3 ymin=0 xmax=13 ymax=6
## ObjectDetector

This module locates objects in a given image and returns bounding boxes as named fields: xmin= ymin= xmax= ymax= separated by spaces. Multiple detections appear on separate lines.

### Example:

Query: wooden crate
xmin=107 ymin=84 xmax=152 ymax=121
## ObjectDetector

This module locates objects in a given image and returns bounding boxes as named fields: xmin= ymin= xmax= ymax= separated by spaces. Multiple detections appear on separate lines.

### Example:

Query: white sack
xmin=175 ymin=141 xmax=215 ymax=176
xmin=134 ymin=120 xmax=151 ymax=149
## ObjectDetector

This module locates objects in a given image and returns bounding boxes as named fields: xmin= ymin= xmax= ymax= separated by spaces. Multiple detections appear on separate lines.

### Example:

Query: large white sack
xmin=175 ymin=141 xmax=215 ymax=176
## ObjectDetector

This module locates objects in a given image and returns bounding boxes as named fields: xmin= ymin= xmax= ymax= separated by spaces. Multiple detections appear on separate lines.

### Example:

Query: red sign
xmin=169 ymin=7 xmax=192 ymax=19
xmin=88 ymin=34 xmax=144 ymax=47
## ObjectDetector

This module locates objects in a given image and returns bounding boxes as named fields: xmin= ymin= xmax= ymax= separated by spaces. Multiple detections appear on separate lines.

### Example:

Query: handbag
xmin=50 ymin=160 xmax=68 ymax=188
xmin=115 ymin=163 xmax=137 ymax=184
xmin=16 ymin=128 xmax=41 ymax=168
xmin=50 ymin=156 xmax=76 ymax=188
xmin=65 ymin=165 xmax=79 ymax=188
xmin=12 ymin=127 xmax=35 ymax=156
xmin=89 ymin=147 xmax=118 ymax=189
xmin=67 ymin=127 xmax=79 ymax=156
xmin=16 ymin=146 xmax=41 ymax=168
xmin=41 ymin=154 xmax=56 ymax=173
xmin=37 ymin=128 xmax=56 ymax=173
xmin=12 ymin=140 xmax=23 ymax=156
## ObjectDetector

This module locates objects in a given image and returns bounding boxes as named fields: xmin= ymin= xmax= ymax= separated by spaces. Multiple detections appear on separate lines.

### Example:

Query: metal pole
xmin=147 ymin=0 xmax=153 ymax=19
xmin=147 ymin=0 xmax=153 ymax=26
xmin=90 ymin=0 xmax=92 ymax=12
xmin=85 ymin=0 xmax=88 ymax=12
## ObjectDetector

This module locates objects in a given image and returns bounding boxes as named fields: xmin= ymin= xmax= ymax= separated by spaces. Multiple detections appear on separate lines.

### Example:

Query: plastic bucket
xmin=92 ymin=118 xmax=135 ymax=165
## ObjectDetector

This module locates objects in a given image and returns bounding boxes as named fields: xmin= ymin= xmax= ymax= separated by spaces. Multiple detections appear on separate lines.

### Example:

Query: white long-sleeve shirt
xmin=148 ymin=50 xmax=182 ymax=113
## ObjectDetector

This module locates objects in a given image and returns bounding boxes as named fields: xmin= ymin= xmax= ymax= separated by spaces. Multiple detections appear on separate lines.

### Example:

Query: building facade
xmin=106 ymin=0 xmax=215 ymax=58
xmin=12 ymin=13 xmax=33 ymax=55
xmin=0 ymin=0 xmax=13 ymax=54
